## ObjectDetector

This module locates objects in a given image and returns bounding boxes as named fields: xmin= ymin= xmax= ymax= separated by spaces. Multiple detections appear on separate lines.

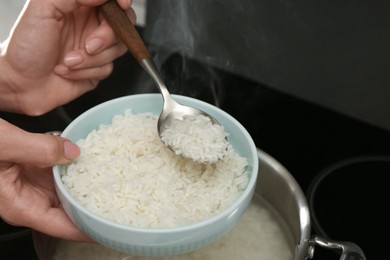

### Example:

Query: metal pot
xmin=257 ymin=149 xmax=366 ymax=260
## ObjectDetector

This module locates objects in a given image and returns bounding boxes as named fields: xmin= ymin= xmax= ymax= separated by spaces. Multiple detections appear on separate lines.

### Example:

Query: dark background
xmin=145 ymin=0 xmax=390 ymax=131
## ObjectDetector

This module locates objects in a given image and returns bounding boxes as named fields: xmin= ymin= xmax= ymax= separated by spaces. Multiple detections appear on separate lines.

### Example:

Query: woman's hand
xmin=0 ymin=118 xmax=90 ymax=241
xmin=0 ymin=0 xmax=136 ymax=115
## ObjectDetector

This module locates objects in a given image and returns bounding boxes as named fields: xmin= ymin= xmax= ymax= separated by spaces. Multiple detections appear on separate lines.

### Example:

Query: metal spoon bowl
xmin=101 ymin=1 xmax=225 ymax=163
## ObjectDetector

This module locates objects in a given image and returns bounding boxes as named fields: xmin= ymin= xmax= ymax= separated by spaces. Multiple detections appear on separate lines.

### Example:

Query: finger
xmin=125 ymin=6 xmax=137 ymax=25
xmin=0 ymin=119 xmax=80 ymax=167
xmin=85 ymin=6 xmax=136 ymax=55
xmin=55 ymin=62 xmax=114 ymax=81
xmin=1 ymin=200 xmax=92 ymax=242
xmin=63 ymin=42 xmax=127 ymax=69
xmin=53 ymin=0 xmax=106 ymax=14
xmin=52 ymin=1 xmax=131 ymax=17
xmin=32 ymin=207 xmax=93 ymax=242
xmin=85 ymin=20 xmax=120 ymax=55
xmin=116 ymin=0 xmax=133 ymax=10
xmin=0 ymin=178 xmax=92 ymax=242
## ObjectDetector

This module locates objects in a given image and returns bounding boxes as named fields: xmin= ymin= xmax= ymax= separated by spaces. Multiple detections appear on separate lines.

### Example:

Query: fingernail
xmin=64 ymin=140 xmax=80 ymax=160
xmin=86 ymin=38 xmax=104 ymax=54
xmin=64 ymin=53 xmax=83 ymax=67
xmin=54 ymin=64 xmax=70 ymax=75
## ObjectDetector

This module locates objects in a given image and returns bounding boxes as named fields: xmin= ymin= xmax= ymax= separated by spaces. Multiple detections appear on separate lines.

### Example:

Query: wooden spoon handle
xmin=100 ymin=0 xmax=150 ymax=63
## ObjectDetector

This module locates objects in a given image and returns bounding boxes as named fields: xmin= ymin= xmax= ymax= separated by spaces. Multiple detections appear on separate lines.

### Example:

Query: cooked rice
xmin=63 ymin=110 xmax=248 ymax=228
xmin=160 ymin=114 xmax=229 ymax=163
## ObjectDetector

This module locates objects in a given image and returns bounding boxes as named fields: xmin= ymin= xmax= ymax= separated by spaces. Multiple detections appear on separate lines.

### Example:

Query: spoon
xmin=100 ymin=1 xmax=227 ymax=163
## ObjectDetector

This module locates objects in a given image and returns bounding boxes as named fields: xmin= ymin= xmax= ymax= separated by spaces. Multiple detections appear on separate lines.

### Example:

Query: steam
xmin=137 ymin=0 xmax=253 ymax=107
xmin=145 ymin=0 xmax=248 ymax=67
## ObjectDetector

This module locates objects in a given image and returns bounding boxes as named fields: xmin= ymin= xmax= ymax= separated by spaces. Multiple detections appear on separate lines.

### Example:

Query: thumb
xmin=0 ymin=119 xmax=80 ymax=167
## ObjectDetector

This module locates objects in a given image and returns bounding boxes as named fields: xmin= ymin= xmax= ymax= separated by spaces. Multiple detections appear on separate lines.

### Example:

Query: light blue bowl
xmin=53 ymin=94 xmax=259 ymax=256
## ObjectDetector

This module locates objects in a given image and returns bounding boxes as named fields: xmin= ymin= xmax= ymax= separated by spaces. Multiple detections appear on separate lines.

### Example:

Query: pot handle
xmin=310 ymin=235 xmax=366 ymax=260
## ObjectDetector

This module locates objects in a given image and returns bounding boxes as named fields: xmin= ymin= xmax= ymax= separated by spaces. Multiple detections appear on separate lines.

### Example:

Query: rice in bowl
xmin=62 ymin=109 xmax=249 ymax=228
xmin=54 ymin=94 xmax=258 ymax=256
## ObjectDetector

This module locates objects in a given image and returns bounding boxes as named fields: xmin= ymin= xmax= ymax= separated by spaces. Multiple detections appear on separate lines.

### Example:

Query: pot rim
xmin=257 ymin=149 xmax=311 ymax=260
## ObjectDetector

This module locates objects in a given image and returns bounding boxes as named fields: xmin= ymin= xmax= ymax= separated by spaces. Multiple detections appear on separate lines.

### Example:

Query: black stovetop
xmin=1 ymin=51 xmax=388 ymax=260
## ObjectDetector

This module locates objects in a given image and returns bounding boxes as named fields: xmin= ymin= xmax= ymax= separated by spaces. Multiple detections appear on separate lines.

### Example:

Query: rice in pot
xmin=62 ymin=110 xmax=249 ymax=228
